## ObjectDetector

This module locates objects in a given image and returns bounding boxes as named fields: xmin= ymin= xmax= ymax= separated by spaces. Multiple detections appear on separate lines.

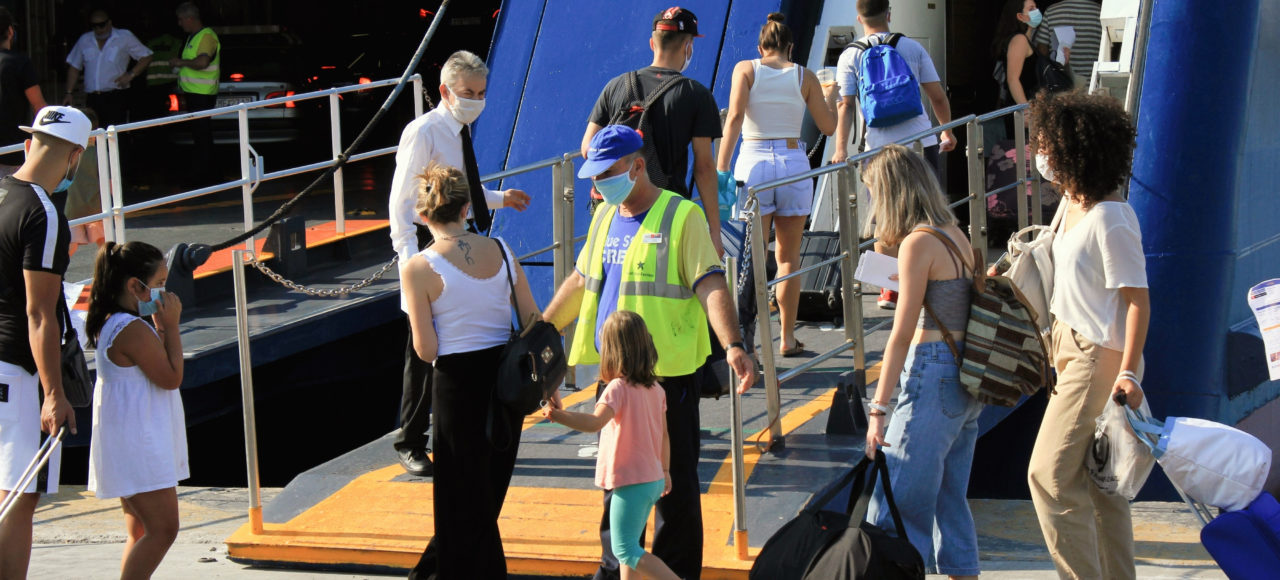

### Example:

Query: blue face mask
xmin=1027 ymin=8 xmax=1043 ymax=28
xmin=137 ymin=284 xmax=164 ymax=317
xmin=593 ymin=164 xmax=637 ymax=205
xmin=53 ymin=154 xmax=80 ymax=193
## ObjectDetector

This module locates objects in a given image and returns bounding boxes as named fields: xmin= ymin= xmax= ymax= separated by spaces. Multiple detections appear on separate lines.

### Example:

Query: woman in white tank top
xmin=717 ymin=13 xmax=838 ymax=357
xmin=400 ymin=162 xmax=542 ymax=577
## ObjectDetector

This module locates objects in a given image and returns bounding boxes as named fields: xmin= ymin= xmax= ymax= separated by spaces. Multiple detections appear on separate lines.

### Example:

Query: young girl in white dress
xmin=85 ymin=241 xmax=187 ymax=580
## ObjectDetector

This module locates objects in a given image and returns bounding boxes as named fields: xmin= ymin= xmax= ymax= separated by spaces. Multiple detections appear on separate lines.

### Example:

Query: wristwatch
xmin=725 ymin=341 xmax=745 ymax=352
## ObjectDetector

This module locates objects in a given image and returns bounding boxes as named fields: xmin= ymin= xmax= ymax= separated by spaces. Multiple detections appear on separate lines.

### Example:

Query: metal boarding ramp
xmin=208 ymin=96 xmax=1050 ymax=572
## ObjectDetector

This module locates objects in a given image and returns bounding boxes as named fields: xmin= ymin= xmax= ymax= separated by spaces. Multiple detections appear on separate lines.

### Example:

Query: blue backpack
xmin=852 ymin=33 xmax=923 ymax=128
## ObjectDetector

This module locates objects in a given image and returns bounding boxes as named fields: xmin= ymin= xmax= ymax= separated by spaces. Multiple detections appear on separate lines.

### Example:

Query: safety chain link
xmin=248 ymin=254 xmax=400 ymax=298
xmin=735 ymin=195 xmax=757 ymax=294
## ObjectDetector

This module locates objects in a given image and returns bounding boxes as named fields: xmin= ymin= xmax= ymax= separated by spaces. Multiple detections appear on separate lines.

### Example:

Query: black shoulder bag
xmin=57 ymin=291 xmax=94 ymax=408
xmin=488 ymin=239 xmax=567 ymax=448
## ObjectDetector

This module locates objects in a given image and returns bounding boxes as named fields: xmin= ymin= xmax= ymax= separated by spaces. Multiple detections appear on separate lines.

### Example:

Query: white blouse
xmin=1050 ymin=201 xmax=1148 ymax=351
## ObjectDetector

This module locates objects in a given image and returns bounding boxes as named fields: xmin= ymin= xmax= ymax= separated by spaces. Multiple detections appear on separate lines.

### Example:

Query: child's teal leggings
xmin=609 ymin=479 xmax=665 ymax=569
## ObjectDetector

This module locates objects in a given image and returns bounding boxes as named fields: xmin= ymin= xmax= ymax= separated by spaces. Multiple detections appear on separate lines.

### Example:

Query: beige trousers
xmin=1028 ymin=321 xmax=1136 ymax=580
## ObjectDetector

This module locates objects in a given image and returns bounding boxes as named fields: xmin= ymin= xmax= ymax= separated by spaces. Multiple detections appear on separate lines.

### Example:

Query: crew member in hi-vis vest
xmin=542 ymin=125 xmax=755 ymax=578
xmin=169 ymin=2 xmax=218 ymax=181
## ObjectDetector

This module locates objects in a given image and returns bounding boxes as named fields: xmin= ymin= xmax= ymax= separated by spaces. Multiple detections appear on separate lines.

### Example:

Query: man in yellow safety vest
xmin=542 ymin=125 xmax=754 ymax=579
xmin=168 ymin=2 xmax=218 ymax=181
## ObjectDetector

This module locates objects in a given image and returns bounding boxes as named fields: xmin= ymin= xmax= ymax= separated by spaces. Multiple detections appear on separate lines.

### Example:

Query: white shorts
xmin=0 ymin=361 xmax=60 ymax=494
xmin=733 ymin=139 xmax=814 ymax=218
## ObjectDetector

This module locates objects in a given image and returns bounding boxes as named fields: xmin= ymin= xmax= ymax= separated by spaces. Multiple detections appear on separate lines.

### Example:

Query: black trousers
xmin=85 ymin=89 xmax=128 ymax=128
xmin=594 ymin=372 xmax=703 ymax=579
xmin=409 ymin=345 xmax=521 ymax=580
xmin=185 ymin=92 xmax=216 ymax=181
xmin=395 ymin=225 xmax=435 ymax=452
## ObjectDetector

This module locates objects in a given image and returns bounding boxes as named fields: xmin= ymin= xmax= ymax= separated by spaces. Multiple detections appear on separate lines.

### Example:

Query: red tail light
xmin=168 ymin=94 xmax=179 ymax=112
xmin=230 ymin=73 xmax=245 ymax=82
xmin=357 ymin=77 xmax=372 ymax=85
xmin=265 ymin=90 xmax=297 ymax=108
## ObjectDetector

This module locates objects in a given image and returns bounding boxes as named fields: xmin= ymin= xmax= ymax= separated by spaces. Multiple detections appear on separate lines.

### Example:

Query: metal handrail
xmin=976 ymin=102 xmax=1030 ymax=123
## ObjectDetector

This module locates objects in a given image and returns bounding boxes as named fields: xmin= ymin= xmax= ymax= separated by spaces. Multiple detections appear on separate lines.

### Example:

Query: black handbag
xmin=58 ymin=292 xmax=94 ymax=408
xmin=493 ymin=239 xmax=566 ymax=417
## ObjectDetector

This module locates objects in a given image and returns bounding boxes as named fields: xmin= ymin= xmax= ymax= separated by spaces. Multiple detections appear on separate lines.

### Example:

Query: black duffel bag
xmin=802 ymin=449 xmax=925 ymax=580
xmin=750 ymin=450 xmax=882 ymax=579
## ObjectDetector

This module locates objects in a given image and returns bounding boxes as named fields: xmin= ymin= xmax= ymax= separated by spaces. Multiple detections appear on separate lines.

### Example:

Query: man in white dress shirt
xmin=63 ymin=9 xmax=152 ymax=128
xmin=387 ymin=50 xmax=530 ymax=476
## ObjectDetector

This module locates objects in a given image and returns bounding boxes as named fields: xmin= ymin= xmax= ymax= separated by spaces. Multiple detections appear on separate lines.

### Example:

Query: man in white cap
xmin=0 ymin=105 xmax=89 ymax=578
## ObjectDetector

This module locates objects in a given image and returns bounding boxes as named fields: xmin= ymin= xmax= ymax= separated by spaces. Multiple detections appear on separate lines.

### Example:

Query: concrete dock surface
xmin=26 ymin=485 xmax=1224 ymax=579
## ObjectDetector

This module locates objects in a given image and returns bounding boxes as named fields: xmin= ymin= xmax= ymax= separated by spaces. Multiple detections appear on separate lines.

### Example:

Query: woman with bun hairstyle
xmin=85 ymin=240 xmax=187 ymax=579
xmin=1026 ymin=90 xmax=1145 ymax=580
xmin=402 ymin=162 xmax=542 ymax=579
xmin=717 ymin=12 xmax=837 ymax=357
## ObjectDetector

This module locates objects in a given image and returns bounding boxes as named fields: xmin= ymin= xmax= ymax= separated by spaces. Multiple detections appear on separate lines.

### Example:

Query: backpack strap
xmin=642 ymin=73 xmax=687 ymax=110
xmin=885 ymin=32 xmax=904 ymax=48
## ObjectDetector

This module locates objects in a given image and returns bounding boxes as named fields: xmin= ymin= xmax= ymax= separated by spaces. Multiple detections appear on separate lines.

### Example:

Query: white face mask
xmin=1035 ymin=152 xmax=1056 ymax=183
xmin=448 ymin=94 xmax=486 ymax=125
xmin=680 ymin=43 xmax=693 ymax=73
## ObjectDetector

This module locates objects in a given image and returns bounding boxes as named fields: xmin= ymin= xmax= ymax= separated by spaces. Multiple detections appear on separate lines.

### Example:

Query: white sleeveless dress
xmin=88 ymin=313 xmax=189 ymax=499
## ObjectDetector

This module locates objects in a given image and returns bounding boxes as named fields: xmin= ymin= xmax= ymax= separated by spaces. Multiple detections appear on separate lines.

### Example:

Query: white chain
xmin=249 ymin=255 xmax=399 ymax=298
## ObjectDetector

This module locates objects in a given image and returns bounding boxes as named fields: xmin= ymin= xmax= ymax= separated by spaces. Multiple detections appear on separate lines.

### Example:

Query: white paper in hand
xmin=854 ymin=250 xmax=899 ymax=292
xmin=1053 ymin=26 xmax=1076 ymax=65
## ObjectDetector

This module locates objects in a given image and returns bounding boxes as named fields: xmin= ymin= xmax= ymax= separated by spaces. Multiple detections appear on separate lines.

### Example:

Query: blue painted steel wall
xmin=477 ymin=0 xmax=785 ymax=304
xmin=1128 ymin=0 xmax=1263 ymax=422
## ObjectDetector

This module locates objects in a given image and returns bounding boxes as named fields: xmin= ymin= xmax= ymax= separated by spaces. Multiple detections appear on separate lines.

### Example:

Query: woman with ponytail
xmin=85 ymin=240 xmax=187 ymax=579
xmin=402 ymin=162 xmax=541 ymax=579
xmin=717 ymin=12 xmax=837 ymax=357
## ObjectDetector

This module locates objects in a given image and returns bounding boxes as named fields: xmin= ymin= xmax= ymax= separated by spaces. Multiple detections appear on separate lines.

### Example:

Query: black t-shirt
xmin=0 ymin=176 xmax=70 ymax=375
xmin=588 ymin=66 xmax=721 ymax=198
xmin=0 ymin=49 xmax=39 ymax=166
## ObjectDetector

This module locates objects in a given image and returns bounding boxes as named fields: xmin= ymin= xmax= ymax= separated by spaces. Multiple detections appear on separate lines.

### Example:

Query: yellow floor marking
xmin=699 ymin=362 xmax=883 ymax=568
xmin=227 ymin=367 xmax=882 ymax=576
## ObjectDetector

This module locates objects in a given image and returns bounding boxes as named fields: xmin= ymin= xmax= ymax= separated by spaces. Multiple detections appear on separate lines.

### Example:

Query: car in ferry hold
xmin=168 ymin=25 xmax=304 ymax=145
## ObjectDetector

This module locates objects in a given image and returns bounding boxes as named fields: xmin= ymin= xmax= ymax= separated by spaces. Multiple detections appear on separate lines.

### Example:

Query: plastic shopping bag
xmin=1088 ymin=398 xmax=1156 ymax=500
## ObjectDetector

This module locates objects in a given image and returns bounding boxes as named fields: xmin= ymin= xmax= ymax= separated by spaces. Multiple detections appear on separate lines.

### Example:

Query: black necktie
xmin=459 ymin=126 xmax=491 ymax=234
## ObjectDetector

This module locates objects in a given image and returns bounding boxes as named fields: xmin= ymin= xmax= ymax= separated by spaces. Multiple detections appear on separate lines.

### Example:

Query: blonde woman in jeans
xmin=863 ymin=144 xmax=981 ymax=579
xmin=1026 ymin=91 xmax=1147 ymax=580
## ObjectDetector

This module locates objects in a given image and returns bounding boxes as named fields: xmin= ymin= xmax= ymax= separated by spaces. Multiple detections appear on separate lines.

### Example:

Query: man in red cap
xmin=582 ymin=6 xmax=724 ymax=259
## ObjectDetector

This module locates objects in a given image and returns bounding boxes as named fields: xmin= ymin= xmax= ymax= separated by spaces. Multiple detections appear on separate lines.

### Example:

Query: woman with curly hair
xmin=1026 ymin=90 xmax=1147 ymax=580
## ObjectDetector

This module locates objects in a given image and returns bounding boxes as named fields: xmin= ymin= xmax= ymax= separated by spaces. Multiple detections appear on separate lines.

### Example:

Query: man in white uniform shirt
xmin=387 ymin=50 xmax=530 ymax=476
xmin=63 ymin=9 xmax=152 ymax=128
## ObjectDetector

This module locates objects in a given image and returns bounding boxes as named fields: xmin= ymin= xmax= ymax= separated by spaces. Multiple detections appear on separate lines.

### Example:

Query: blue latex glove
xmin=717 ymin=170 xmax=736 ymax=221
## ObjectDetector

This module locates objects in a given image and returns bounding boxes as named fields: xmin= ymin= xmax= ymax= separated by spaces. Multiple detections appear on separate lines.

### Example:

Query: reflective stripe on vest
xmin=568 ymin=190 xmax=711 ymax=377
xmin=178 ymin=28 xmax=220 ymax=95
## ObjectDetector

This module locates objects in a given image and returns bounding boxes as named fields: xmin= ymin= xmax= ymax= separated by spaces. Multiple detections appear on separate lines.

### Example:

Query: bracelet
xmin=868 ymin=402 xmax=891 ymax=415
xmin=725 ymin=341 xmax=745 ymax=352
xmin=1117 ymin=371 xmax=1141 ymax=390
xmin=868 ymin=410 xmax=887 ymax=417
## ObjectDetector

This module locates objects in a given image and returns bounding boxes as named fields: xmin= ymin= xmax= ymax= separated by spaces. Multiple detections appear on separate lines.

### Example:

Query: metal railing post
xmin=558 ymin=158 xmax=578 ymax=390
xmin=232 ymin=250 xmax=263 ymax=534
xmin=413 ymin=76 xmax=425 ymax=118
xmin=1031 ymin=157 xmax=1044 ymax=225
xmin=94 ymin=132 xmax=115 ymax=242
xmin=965 ymin=119 xmax=989 ymax=265
xmin=838 ymin=163 xmax=867 ymax=389
xmin=1013 ymin=110 xmax=1029 ymax=231
xmin=106 ymin=127 xmax=126 ymax=243
xmin=749 ymin=198 xmax=783 ymax=450
xmin=912 ymin=139 xmax=924 ymax=158
xmin=329 ymin=93 xmax=346 ymax=235
xmin=726 ymin=256 xmax=749 ymax=559
xmin=238 ymin=109 xmax=255 ymax=251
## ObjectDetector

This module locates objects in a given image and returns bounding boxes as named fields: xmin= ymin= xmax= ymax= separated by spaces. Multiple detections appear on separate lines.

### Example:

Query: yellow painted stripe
xmin=227 ymin=366 xmax=881 ymax=576
xmin=700 ymin=362 xmax=882 ymax=566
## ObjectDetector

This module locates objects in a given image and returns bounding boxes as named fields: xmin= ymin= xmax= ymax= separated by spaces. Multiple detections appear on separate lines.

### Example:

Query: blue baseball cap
xmin=578 ymin=125 xmax=643 ymax=179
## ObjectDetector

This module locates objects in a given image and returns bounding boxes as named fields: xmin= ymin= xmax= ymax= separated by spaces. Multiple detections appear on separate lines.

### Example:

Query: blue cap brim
xmin=577 ymin=157 xmax=620 ymax=179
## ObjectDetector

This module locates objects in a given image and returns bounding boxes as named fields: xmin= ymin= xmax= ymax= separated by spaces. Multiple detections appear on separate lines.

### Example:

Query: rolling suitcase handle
xmin=0 ymin=426 xmax=66 ymax=524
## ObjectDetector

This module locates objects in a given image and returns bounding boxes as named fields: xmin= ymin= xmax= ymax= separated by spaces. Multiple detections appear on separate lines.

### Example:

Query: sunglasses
xmin=91 ymin=20 xmax=109 ymax=29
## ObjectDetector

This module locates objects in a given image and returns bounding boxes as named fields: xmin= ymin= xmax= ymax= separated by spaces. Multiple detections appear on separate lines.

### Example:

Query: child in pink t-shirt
xmin=543 ymin=310 xmax=677 ymax=580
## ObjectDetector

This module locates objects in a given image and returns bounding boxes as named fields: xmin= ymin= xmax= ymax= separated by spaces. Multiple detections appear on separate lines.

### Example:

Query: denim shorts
xmin=733 ymin=139 xmax=813 ymax=217
xmin=867 ymin=341 xmax=983 ymax=576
